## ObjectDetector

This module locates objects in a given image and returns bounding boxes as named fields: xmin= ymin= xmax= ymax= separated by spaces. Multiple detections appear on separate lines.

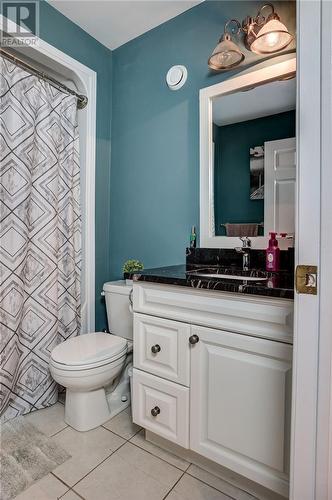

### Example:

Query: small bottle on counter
xmin=190 ymin=226 xmax=197 ymax=248
xmin=266 ymin=232 xmax=280 ymax=271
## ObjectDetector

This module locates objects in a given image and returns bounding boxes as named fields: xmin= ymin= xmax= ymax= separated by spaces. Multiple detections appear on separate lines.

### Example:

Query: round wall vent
xmin=166 ymin=65 xmax=188 ymax=91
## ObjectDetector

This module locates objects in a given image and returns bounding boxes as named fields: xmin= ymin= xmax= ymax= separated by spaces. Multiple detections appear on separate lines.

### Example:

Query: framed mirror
xmin=200 ymin=57 xmax=296 ymax=248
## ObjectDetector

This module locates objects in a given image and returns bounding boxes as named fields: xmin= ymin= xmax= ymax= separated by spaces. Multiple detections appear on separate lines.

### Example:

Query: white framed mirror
xmin=200 ymin=56 xmax=296 ymax=248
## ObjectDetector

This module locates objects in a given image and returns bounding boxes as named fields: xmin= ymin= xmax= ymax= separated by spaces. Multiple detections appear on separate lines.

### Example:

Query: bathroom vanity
xmin=131 ymin=59 xmax=296 ymax=498
xmin=131 ymin=250 xmax=294 ymax=498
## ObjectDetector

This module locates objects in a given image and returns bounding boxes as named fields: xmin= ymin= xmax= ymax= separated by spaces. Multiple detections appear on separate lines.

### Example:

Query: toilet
xmin=49 ymin=281 xmax=133 ymax=431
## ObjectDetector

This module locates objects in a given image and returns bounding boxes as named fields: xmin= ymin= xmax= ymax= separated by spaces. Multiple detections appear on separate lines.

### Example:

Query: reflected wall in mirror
xmin=212 ymin=78 xmax=296 ymax=238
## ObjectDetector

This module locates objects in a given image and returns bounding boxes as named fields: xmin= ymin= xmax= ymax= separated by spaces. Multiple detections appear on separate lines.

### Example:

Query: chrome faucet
xmin=235 ymin=237 xmax=251 ymax=271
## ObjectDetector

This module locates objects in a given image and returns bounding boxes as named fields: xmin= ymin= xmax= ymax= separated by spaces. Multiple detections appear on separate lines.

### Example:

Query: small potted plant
xmin=123 ymin=259 xmax=144 ymax=284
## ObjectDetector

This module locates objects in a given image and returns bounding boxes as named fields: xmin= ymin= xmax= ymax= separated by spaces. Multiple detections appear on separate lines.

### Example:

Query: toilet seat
xmin=51 ymin=332 xmax=128 ymax=370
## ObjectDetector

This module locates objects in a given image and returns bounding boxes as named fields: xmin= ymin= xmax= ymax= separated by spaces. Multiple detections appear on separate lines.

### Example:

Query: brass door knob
xmin=151 ymin=406 xmax=160 ymax=417
xmin=151 ymin=344 xmax=161 ymax=354
xmin=189 ymin=334 xmax=199 ymax=345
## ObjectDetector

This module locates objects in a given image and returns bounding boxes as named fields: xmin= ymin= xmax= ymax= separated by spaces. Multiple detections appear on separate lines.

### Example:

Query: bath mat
xmin=0 ymin=416 xmax=70 ymax=500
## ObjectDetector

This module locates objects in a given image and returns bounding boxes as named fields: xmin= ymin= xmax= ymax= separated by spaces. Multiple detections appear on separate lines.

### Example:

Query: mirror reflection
xmin=212 ymin=78 xmax=296 ymax=237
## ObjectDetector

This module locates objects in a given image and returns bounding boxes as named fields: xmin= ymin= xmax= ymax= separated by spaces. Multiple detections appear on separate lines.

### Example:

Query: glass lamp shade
xmin=249 ymin=19 xmax=293 ymax=54
xmin=208 ymin=34 xmax=244 ymax=70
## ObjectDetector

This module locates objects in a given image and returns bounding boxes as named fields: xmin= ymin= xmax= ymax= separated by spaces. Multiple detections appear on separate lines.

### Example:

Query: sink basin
xmin=189 ymin=273 xmax=268 ymax=282
xmin=186 ymin=267 xmax=269 ymax=282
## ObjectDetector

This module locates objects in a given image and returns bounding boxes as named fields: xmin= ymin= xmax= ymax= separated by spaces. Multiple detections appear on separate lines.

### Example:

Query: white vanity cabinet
xmin=132 ymin=282 xmax=293 ymax=497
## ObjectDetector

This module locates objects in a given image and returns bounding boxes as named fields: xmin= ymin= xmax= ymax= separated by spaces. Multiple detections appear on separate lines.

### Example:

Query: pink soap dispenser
xmin=266 ymin=232 xmax=280 ymax=271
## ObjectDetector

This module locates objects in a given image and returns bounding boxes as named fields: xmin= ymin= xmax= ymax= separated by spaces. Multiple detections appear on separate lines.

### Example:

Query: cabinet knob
xmin=189 ymin=334 xmax=199 ymax=345
xmin=151 ymin=406 xmax=161 ymax=417
xmin=151 ymin=344 xmax=161 ymax=354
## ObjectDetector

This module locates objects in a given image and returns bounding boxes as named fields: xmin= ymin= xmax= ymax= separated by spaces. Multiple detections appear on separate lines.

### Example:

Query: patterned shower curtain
xmin=0 ymin=56 xmax=81 ymax=420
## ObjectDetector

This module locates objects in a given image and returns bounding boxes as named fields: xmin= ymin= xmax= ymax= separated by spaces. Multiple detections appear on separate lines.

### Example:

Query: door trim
xmin=315 ymin=0 xmax=332 ymax=498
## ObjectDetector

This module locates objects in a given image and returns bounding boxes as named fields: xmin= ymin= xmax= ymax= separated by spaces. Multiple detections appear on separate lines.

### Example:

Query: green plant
xmin=122 ymin=259 xmax=144 ymax=274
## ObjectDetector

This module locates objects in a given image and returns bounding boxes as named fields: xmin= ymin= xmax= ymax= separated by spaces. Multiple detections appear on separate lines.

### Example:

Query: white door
xmin=291 ymin=1 xmax=332 ymax=499
xmin=264 ymin=137 xmax=296 ymax=236
xmin=190 ymin=325 xmax=292 ymax=497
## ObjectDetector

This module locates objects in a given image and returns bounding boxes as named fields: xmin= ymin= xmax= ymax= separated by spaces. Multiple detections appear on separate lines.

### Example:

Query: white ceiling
xmin=48 ymin=0 xmax=202 ymax=50
xmin=213 ymin=78 xmax=296 ymax=127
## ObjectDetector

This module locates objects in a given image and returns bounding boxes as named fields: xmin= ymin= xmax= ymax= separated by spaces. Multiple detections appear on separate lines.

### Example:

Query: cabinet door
xmin=134 ymin=313 xmax=190 ymax=386
xmin=190 ymin=326 xmax=292 ymax=497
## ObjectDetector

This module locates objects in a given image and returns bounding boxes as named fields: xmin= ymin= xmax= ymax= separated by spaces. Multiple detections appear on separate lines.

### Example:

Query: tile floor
xmin=15 ymin=402 xmax=264 ymax=500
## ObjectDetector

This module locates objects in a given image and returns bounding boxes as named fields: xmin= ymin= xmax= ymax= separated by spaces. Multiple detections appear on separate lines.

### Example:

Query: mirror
xmin=213 ymin=78 xmax=296 ymax=237
xmin=200 ymin=57 xmax=297 ymax=248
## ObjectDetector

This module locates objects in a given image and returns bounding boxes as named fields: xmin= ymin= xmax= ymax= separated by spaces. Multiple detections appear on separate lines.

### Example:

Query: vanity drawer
xmin=133 ymin=283 xmax=294 ymax=343
xmin=134 ymin=313 xmax=190 ymax=386
xmin=132 ymin=368 xmax=189 ymax=448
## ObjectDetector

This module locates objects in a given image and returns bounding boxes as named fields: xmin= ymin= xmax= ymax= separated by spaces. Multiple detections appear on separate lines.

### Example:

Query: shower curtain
xmin=0 ymin=56 xmax=81 ymax=420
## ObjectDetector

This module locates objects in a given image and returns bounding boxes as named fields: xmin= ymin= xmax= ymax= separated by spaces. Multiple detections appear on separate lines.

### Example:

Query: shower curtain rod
xmin=0 ymin=48 xmax=88 ymax=109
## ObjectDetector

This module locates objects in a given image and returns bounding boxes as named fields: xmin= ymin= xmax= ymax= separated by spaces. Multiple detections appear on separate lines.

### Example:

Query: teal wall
xmin=38 ymin=0 xmax=295 ymax=330
xmin=110 ymin=1 xmax=296 ymax=286
xmin=39 ymin=2 xmax=112 ymax=329
xmin=214 ymin=111 xmax=296 ymax=235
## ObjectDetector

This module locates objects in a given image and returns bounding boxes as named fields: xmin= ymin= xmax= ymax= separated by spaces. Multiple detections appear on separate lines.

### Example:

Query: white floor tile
xmin=52 ymin=426 xmax=125 ymax=487
xmin=187 ymin=465 xmax=258 ymax=500
xmin=61 ymin=490 xmax=82 ymax=500
xmin=166 ymin=474 xmax=233 ymax=500
xmin=74 ymin=442 xmax=183 ymax=500
xmin=116 ymin=442 xmax=183 ymax=486
xmin=14 ymin=473 xmax=68 ymax=500
xmin=130 ymin=429 xmax=190 ymax=471
xmin=164 ymin=491 xmax=183 ymax=500
xmin=103 ymin=407 xmax=141 ymax=440
xmin=14 ymin=404 xmax=276 ymax=500
xmin=23 ymin=403 xmax=67 ymax=437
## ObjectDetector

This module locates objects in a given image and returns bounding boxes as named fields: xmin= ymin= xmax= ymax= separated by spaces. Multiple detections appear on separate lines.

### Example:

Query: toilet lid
xmin=51 ymin=333 xmax=127 ymax=366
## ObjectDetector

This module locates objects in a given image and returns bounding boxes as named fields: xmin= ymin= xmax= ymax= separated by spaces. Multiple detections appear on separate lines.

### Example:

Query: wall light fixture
xmin=208 ymin=3 xmax=293 ymax=71
xmin=208 ymin=20 xmax=244 ymax=70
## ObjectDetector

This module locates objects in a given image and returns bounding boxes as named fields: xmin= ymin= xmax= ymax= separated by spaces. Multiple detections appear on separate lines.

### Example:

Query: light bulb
xmin=265 ymin=31 xmax=280 ymax=47
xmin=208 ymin=34 xmax=244 ymax=70
xmin=219 ymin=52 xmax=231 ymax=63
xmin=246 ymin=17 xmax=293 ymax=55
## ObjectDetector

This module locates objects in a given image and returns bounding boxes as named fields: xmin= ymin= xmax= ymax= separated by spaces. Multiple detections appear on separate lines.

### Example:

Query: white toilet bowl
xmin=50 ymin=332 xmax=130 ymax=431
xmin=50 ymin=280 xmax=134 ymax=431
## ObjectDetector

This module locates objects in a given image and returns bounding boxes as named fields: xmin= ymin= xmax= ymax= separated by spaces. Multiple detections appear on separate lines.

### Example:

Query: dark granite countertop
xmin=132 ymin=264 xmax=294 ymax=299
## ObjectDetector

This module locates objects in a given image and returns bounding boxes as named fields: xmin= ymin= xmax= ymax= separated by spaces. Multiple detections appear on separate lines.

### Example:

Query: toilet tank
xmin=103 ymin=281 xmax=133 ymax=340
